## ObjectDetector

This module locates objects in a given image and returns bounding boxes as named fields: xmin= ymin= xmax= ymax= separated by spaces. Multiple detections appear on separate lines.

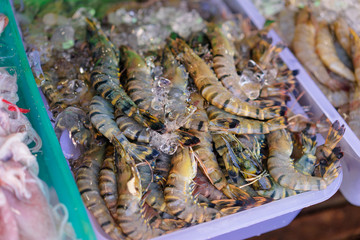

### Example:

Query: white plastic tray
xmin=225 ymin=0 xmax=360 ymax=207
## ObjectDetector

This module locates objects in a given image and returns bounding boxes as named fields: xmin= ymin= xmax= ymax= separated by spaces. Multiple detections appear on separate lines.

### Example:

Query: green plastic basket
xmin=0 ymin=1 xmax=96 ymax=239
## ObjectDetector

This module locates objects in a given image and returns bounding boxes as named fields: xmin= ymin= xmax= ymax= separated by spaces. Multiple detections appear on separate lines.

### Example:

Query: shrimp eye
xmin=320 ymin=159 xmax=327 ymax=165
xmin=247 ymin=60 xmax=256 ymax=68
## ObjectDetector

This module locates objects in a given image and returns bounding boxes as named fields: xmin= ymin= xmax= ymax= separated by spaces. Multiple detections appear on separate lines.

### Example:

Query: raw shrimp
xmin=348 ymin=29 xmax=360 ymax=137
xmin=121 ymin=46 xmax=160 ymax=117
xmin=316 ymin=22 xmax=355 ymax=82
xmin=333 ymin=17 xmax=351 ymax=57
xmin=86 ymin=18 xmax=166 ymax=134
xmin=54 ymin=106 xmax=92 ymax=150
xmin=75 ymin=144 xmax=125 ymax=240
xmin=294 ymin=131 xmax=317 ymax=175
xmin=293 ymin=8 xmax=348 ymax=91
xmin=115 ymin=148 xmax=163 ymax=239
xmin=99 ymin=145 xmax=118 ymax=216
xmin=206 ymin=23 xmax=245 ymax=99
xmin=314 ymin=121 xmax=345 ymax=177
xmin=214 ymin=133 xmax=271 ymax=191
xmin=164 ymin=147 xmax=222 ymax=223
xmin=267 ymin=129 xmax=340 ymax=191
xmin=114 ymin=109 xmax=150 ymax=143
xmin=256 ymin=175 xmax=302 ymax=200
xmin=89 ymin=95 xmax=159 ymax=162
xmin=277 ymin=8 xmax=296 ymax=46
xmin=193 ymin=170 xmax=227 ymax=201
xmin=182 ymin=92 xmax=210 ymax=132
xmin=207 ymin=105 xmax=287 ymax=135
xmin=170 ymin=38 xmax=285 ymax=120
xmin=190 ymin=129 xmax=248 ymax=200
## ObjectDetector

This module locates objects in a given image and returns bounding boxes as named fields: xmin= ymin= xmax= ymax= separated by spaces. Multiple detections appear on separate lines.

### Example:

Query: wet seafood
xmin=89 ymin=95 xmax=159 ymax=162
xmin=293 ymin=8 xmax=348 ymax=91
xmin=348 ymin=28 xmax=360 ymax=138
xmin=190 ymin=130 xmax=248 ymax=200
xmin=75 ymin=144 xmax=125 ymax=240
xmin=86 ymin=18 xmax=166 ymax=134
xmin=267 ymin=129 xmax=341 ymax=191
xmin=333 ymin=17 xmax=351 ymax=57
xmin=99 ymin=145 xmax=118 ymax=216
xmin=206 ymin=23 xmax=245 ymax=99
xmin=316 ymin=22 xmax=355 ymax=82
xmin=164 ymin=147 xmax=222 ymax=223
xmin=207 ymin=105 xmax=287 ymax=135
xmin=115 ymin=147 xmax=163 ymax=239
xmin=170 ymin=38 xmax=286 ymax=120
xmin=162 ymin=46 xmax=190 ymax=123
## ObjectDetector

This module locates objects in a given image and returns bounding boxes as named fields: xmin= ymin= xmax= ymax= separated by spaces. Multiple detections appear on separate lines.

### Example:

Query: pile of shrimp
xmin=273 ymin=5 xmax=360 ymax=138
xmin=19 ymin=1 xmax=345 ymax=239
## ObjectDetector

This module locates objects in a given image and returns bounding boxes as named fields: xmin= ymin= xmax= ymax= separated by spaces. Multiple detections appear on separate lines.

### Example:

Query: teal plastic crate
xmin=0 ymin=0 xmax=96 ymax=239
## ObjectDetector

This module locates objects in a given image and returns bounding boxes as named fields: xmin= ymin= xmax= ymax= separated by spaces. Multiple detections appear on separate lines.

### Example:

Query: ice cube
xmin=51 ymin=25 xmax=75 ymax=50
xmin=149 ymin=131 xmax=179 ymax=155
xmin=43 ymin=13 xmax=58 ymax=26
xmin=171 ymin=10 xmax=205 ymax=39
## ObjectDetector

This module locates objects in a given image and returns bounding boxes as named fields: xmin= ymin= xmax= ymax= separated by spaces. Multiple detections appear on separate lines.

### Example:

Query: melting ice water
xmin=239 ymin=60 xmax=265 ymax=100
xmin=51 ymin=25 xmax=75 ymax=50
xmin=149 ymin=131 xmax=179 ymax=155
xmin=108 ymin=6 xmax=206 ymax=52
xmin=151 ymin=77 xmax=172 ymax=112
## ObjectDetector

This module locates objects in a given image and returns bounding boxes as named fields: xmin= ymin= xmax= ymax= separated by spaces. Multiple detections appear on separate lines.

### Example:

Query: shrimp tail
xmin=253 ymin=99 xmax=284 ymax=107
xmin=301 ymin=133 xmax=317 ymax=153
xmin=332 ymin=146 xmax=344 ymax=159
xmin=221 ymin=184 xmax=253 ymax=201
xmin=324 ymin=120 xmax=345 ymax=149
xmin=209 ymin=118 xmax=240 ymax=129
xmin=176 ymin=130 xmax=201 ymax=147
xmin=323 ymin=160 xmax=341 ymax=185
xmin=211 ymin=196 xmax=270 ymax=215
xmin=127 ymin=142 xmax=159 ymax=162
xmin=266 ymin=105 xmax=287 ymax=117
xmin=267 ymin=116 xmax=288 ymax=131
xmin=138 ymin=108 xmax=167 ymax=134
